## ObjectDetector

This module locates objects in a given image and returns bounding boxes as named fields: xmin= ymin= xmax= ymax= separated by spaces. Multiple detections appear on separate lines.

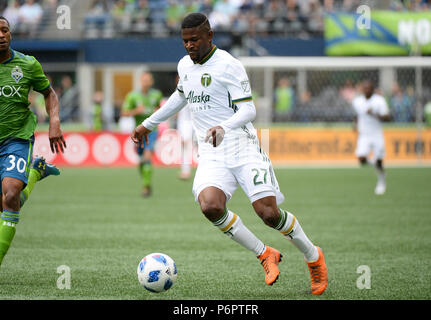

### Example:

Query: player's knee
xmin=256 ymin=206 xmax=279 ymax=228
xmin=200 ymin=200 xmax=225 ymax=222
xmin=2 ymin=189 xmax=21 ymax=210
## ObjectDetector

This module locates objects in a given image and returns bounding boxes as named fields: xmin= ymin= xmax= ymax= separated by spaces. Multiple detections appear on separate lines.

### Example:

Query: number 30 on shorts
xmin=252 ymin=168 xmax=268 ymax=185
xmin=6 ymin=155 xmax=27 ymax=173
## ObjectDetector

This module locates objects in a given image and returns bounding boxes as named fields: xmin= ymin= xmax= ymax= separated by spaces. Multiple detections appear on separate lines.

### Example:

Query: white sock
xmin=376 ymin=168 xmax=385 ymax=184
xmin=181 ymin=162 xmax=191 ymax=174
xmin=213 ymin=209 xmax=266 ymax=256
xmin=276 ymin=208 xmax=318 ymax=262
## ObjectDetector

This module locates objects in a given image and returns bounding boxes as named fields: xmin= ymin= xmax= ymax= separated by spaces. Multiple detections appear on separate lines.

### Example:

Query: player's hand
xmin=205 ymin=126 xmax=225 ymax=147
xmin=131 ymin=124 xmax=151 ymax=148
xmin=48 ymin=123 xmax=67 ymax=154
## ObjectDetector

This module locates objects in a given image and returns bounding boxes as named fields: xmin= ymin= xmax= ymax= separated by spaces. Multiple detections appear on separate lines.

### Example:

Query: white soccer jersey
xmin=176 ymin=46 xmax=261 ymax=166
xmin=352 ymin=94 xmax=389 ymax=137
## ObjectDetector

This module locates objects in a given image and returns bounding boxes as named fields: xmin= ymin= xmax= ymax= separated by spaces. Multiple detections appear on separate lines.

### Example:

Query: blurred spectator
xmin=18 ymin=0 xmax=43 ymax=37
xmin=164 ymin=0 xmax=199 ymax=33
xmin=59 ymin=75 xmax=80 ymax=122
xmin=286 ymin=0 xmax=306 ymax=34
xmin=85 ymin=0 xmax=112 ymax=37
xmin=390 ymin=82 xmax=413 ymax=122
xmin=339 ymin=79 xmax=356 ymax=103
xmin=264 ymin=0 xmax=287 ymax=34
xmin=2 ymin=0 xmax=20 ymax=32
xmin=209 ymin=0 xmax=239 ymax=30
xmin=165 ymin=0 xmax=187 ymax=31
xmin=130 ymin=0 xmax=150 ymax=32
xmin=199 ymin=0 xmax=214 ymax=16
xmin=323 ymin=0 xmax=334 ymax=11
xmin=306 ymin=0 xmax=324 ymax=35
xmin=112 ymin=0 xmax=126 ymax=22
xmin=273 ymin=77 xmax=295 ymax=122
xmin=184 ymin=0 xmax=200 ymax=17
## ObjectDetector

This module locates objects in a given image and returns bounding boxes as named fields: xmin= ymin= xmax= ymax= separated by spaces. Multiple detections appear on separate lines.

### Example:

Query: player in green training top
xmin=121 ymin=72 xmax=163 ymax=197
xmin=0 ymin=16 xmax=67 ymax=268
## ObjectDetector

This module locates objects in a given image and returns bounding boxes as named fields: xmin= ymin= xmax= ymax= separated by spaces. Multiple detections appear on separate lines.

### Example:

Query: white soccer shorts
xmin=192 ymin=158 xmax=285 ymax=205
xmin=355 ymin=134 xmax=386 ymax=160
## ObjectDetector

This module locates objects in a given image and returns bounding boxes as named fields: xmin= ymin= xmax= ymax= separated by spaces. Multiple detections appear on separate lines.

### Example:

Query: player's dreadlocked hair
xmin=181 ymin=13 xmax=210 ymax=31
xmin=0 ymin=16 xmax=10 ymax=26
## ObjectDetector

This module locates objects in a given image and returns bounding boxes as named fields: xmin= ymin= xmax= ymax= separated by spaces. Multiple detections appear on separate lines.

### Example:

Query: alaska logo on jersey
xmin=187 ymin=90 xmax=210 ymax=104
xmin=11 ymin=66 xmax=23 ymax=83
xmin=201 ymin=73 xmax=211 ymax=87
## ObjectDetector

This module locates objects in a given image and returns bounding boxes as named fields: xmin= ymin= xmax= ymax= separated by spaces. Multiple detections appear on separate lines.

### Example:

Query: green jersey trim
xmin=198 ymin=46 xmax=217 ymax=65
xmin=24 ymin=139 xmax=34 ymax=178
xmin=34 ymin=83 xmax=51 ymax=93
xmin=232 ymin=96 xmax=253 ymax=104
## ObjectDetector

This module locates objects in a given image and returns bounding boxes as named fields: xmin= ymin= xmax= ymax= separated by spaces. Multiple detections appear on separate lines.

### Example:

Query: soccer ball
xmin=137 ymin=253 xmax=177 ymax=293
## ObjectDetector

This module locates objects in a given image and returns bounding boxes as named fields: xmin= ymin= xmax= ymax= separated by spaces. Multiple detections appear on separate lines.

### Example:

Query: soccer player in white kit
xmin=132 ymin=13 xmax=328 ymax=294
xmin=352 ymin=80 xmax=391 ymax=195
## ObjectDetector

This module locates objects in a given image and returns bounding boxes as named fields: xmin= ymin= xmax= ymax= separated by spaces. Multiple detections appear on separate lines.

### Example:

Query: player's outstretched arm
xmin=42 ymin=87 xmax=67 ymax=154
xmin=141 ymin=90 xmax=187 ymax=130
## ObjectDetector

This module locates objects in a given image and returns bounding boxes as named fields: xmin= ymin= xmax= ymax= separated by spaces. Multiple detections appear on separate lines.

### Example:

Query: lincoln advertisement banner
xmin=34 ymin=128 xmax=431 ymax=167
xmin=325 ymin=10 xmax=431 ymax=56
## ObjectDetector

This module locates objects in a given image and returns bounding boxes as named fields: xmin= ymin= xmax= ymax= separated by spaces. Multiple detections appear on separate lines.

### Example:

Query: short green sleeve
xmin=31 ymin=59 xmax=50 ymax=93
xmin=123 ymin=92 xmax=137 ymax=111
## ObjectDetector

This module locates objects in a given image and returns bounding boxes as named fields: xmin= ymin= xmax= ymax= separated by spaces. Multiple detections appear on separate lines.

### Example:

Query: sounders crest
xmin=11 ymin=66 xmax=23 ymax=83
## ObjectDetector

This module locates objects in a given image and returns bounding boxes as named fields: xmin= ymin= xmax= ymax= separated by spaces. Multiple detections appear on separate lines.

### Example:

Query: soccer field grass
xmin=0 ymin=167 xmax=430 ymax=300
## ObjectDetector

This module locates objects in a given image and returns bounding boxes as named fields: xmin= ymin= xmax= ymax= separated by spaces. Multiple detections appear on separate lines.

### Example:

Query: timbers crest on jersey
xmin=11 ymin=66 xmax=23 ymax=83
xmin=201 ymin=73 xmax=211 ymax=87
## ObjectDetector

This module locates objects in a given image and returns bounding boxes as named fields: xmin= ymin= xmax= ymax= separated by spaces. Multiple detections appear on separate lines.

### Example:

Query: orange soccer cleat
xmin=258 ymin=246 xmax=282 ymax=286
xmin=306 ymin=246 xmax=328 ymax=295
